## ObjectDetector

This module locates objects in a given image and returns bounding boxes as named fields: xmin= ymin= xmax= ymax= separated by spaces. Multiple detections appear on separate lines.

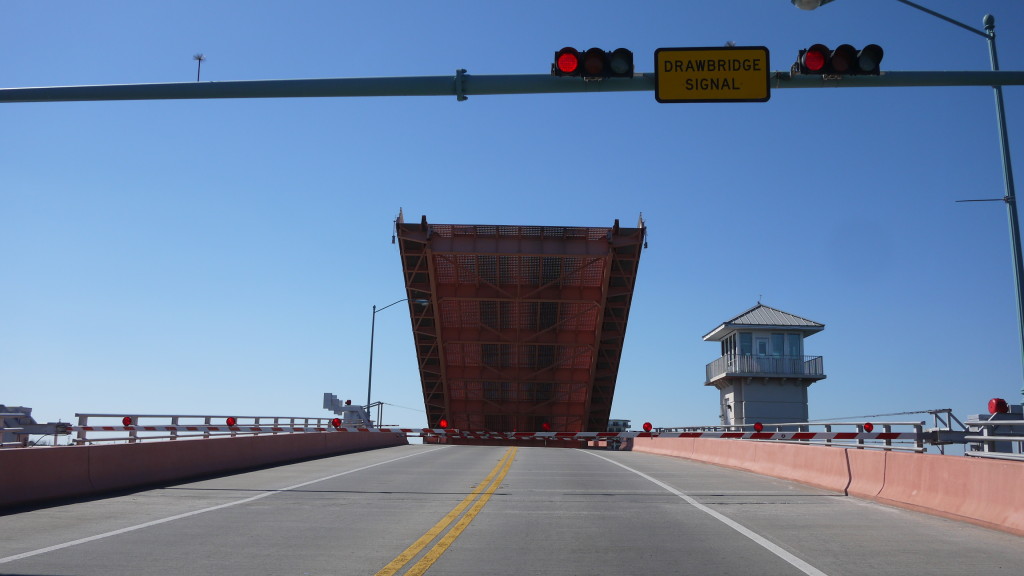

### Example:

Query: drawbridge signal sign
xmin=655 ymin=46 xmax=770 ymax=103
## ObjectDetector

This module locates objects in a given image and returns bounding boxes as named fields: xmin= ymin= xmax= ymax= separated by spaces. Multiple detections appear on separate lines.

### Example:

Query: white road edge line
xmin=0 ymin=445 xmax=450 ymax=565
xmin=581 ymin=450 xmax=829 ymax=576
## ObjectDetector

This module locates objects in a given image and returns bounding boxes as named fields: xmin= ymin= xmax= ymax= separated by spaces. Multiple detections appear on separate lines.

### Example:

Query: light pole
xmin=792 ymin=0 xmax=1024 ymax=403
xmin=366 ymin=298 xmax=428 ymax=414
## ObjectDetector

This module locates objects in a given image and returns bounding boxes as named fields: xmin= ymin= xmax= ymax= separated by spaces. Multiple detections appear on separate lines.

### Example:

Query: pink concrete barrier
xmin=877 ymin=451 xmax=1024 ymax=535
xmin=631 ymin=438 xmax=1024 ymax=537
xmin=0 ymin=432 xmax=407 ymax=509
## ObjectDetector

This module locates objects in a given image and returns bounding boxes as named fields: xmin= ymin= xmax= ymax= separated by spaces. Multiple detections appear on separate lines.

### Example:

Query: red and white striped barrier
xmin=69 ymin=425 xmax=920 ymax=442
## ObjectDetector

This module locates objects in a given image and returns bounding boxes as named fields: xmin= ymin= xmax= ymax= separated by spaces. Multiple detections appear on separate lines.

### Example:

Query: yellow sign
xmin=655 ymin=46 xmax=770 ymax=103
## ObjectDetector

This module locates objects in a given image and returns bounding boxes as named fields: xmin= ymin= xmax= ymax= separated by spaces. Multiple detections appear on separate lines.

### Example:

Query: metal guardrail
xmin=658 ymin=421 xmax=928 ymax=452
xmin=962 ymin=417 xmax=1024 ymax=462
xmin=72 ymin=414 xmax=345 ymax=445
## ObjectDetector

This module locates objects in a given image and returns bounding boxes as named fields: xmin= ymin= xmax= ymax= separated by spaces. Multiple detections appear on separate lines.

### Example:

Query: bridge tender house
xmin=663 ymin=56 xmax=762 ymax=90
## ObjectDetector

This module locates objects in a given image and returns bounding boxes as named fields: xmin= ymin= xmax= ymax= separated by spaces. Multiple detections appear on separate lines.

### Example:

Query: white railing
xmin=72 ymin=414 xmax=350 ymax=445
xmin=705 ymin=354 xmax=824 ymax=382
xmin=657 ymin=420 xmax=927 ymax=452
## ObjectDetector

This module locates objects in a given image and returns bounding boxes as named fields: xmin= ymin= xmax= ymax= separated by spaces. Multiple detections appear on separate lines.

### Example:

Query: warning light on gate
xmin=226 ymin=417 xmax=237 ymax=427
xmin=541 ymin=422 xmax=551 ymax=432
xmin=331 ymin=418 xmax=342 ymax=428
xmin=863 ymin=422 xmax=874 ymax=433
xmin=345 ymin=399 xmax=352 ymax=406
xmin=439 ymin=418 xmax=449 ymax=429
xmin=989 ymin=397 xmax=1010 ymax=414
xmin=642 ymin=422 xmax=653 ymax=433
xmin=753 ymin=422 xmax=764 ymax=433
xmin=122 ymin=416 xmax=133 ymax=426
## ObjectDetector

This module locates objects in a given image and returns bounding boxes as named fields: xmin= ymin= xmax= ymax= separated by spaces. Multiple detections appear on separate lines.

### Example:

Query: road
xmin=2 ymin=444 xmax=1022 ymax=575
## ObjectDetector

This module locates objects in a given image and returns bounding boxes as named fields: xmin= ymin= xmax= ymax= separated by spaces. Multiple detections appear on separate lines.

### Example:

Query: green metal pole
xmin=983 ymin=15 xmax=1024 ymax=403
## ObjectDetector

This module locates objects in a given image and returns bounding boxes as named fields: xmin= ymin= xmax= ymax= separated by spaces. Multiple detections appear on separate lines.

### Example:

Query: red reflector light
xmin=753 ymin=422 xmax=764 ymax=433
xmin=226 ymin=417 xmax=237 ymax=427
xmin=863 ymin=422 xmax=874 ymax=433
xmin=122 ymin=416 xmax=133 ymax=426
xmin=642 ymin=422 xmax=653 ymax=432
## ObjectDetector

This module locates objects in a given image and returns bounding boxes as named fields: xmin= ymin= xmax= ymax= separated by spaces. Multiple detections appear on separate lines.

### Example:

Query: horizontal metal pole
xmin=2 ymin=70 xmax=1024 ymax=103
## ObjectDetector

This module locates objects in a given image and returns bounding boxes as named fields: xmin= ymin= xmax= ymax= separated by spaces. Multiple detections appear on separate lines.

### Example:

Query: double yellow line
xmin=375 ymin=447 xmax=517 ymax=576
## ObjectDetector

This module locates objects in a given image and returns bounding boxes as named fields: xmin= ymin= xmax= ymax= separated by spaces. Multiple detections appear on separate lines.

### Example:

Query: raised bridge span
xmin=3 ymin=440 xmax=1024 ymax=576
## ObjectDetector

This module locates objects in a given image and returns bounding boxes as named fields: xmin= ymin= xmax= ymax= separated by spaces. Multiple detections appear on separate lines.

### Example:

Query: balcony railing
xmin=705 ymin=354 xmax=824 ymax=383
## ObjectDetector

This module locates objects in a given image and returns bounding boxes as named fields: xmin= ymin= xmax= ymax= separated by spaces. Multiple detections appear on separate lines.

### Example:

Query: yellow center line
xmin=374 ymin=447 xmax=516 ymax=576
xmin=404 ymin=447 xmax=517 ymax=576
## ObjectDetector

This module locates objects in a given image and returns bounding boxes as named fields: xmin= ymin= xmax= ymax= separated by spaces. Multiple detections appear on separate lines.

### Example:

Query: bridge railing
xmin=962 ymin=417 xmax=1024 ymax=461
xmin=72 ymin=413 xmax=348 ymax=445
xmin=656 ymin=421 xmax=928 ymax=452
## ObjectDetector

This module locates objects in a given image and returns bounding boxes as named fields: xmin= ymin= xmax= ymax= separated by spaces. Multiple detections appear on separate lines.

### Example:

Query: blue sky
xmin=4 ymin=0 xmax=1024 ymax=434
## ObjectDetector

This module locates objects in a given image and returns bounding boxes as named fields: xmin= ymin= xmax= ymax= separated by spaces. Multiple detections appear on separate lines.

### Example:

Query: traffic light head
xmin=551 ymin=47 xmax=633 ymax=78
xmin=796 ymin=43 xmax=883 ymax=75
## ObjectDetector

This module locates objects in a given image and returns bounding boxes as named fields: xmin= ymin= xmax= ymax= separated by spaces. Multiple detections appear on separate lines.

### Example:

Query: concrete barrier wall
xmin=631 ymin=438 xmax=1024 ymax=537
xmin=0 ymin=432 xmax=407 ymax=509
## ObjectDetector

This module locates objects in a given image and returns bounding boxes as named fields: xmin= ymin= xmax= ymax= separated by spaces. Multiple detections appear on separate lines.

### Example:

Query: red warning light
xmin=753 ymin=422 xmax=764 ymax=433
xmin=226 ymin=417 xmax=237 ymax=427
xmin=439 ymin=418 xmax=449 ymax=429
xmin=122 ymin=416 xmax=133 ymax=427
xmin=331 ymin=418 xmax=342 ymax=428
xmin=541 ymin=422 xmax=551 ymax=432
xmin=989 ymin=398 xmax=1010 ymax=414
xmin=345 ymin=399 xmax=352 ymax=405
xmin=642 ymin=422 xmax=653 ymax=433
xmin=863 ymin=422 xmax=874 ymax=433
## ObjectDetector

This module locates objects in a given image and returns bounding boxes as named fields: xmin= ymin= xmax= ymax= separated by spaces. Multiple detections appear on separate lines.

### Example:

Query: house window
xmin=739 ymin=333 xmax=752 ymax=355
xmin=787 ymin=334 xmax=802 ymax=358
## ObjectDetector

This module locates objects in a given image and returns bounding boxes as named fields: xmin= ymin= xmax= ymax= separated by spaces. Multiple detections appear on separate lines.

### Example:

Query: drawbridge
xmin=394 ymin=213 xmax=646 ymax=439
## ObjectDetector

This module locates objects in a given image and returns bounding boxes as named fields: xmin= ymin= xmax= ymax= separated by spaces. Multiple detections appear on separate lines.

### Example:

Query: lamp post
xmin=792 ymin=0 xmax=1024 ymax=403
xmin=366 ymin=298 xmax=429 ymax=413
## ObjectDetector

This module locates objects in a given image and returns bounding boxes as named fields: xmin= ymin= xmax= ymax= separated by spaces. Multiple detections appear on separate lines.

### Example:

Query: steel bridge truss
xmin=396 ymin=213 xmax=646 ymax=435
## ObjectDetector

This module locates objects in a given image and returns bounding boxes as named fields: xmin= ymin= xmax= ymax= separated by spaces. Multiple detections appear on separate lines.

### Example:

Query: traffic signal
xmin=795 ymin=43 xmax=883 ymax=75
xmin=552 ymin=47 xmax=633 ymax=79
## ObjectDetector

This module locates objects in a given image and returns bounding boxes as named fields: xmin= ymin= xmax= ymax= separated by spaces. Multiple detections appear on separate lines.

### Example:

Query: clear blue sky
xmin=4 ymin=0 xmax=1024 ymax=432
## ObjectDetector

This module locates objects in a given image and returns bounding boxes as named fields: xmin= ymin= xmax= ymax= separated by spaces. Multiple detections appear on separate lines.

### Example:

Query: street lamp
xmin=792 ymin=0 xmax=1024 ymax=403
xmin=366 ymin=297 xmax=429 ymax=414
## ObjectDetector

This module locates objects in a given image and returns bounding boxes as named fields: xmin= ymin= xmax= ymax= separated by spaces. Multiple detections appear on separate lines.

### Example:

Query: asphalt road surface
xmin=2 ymin=444 xmax=1022 ymax=575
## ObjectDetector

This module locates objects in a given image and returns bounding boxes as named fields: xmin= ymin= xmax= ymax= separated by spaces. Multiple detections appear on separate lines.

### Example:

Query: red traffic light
xmin=553 ymin=47 xmax=581 ymax=76
xmin=552 ymin=47 xmax=632 ymax=78
xmin=331 ymin=418 xmax=342 ymax=428
xmin=226 ymin=417 xmax=237 ymax=427
xmin=799 ymin=44 xmax=829 ymax=73
xmin=439 ymin=418 xmax=449 ymax=429
xmin=122 ymin=416 xmax=133 ymax=426
xmin=796 ymin=43 xmax=883 ymax=76
xmin=642 ymin=422 xmax=653 ymax=432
